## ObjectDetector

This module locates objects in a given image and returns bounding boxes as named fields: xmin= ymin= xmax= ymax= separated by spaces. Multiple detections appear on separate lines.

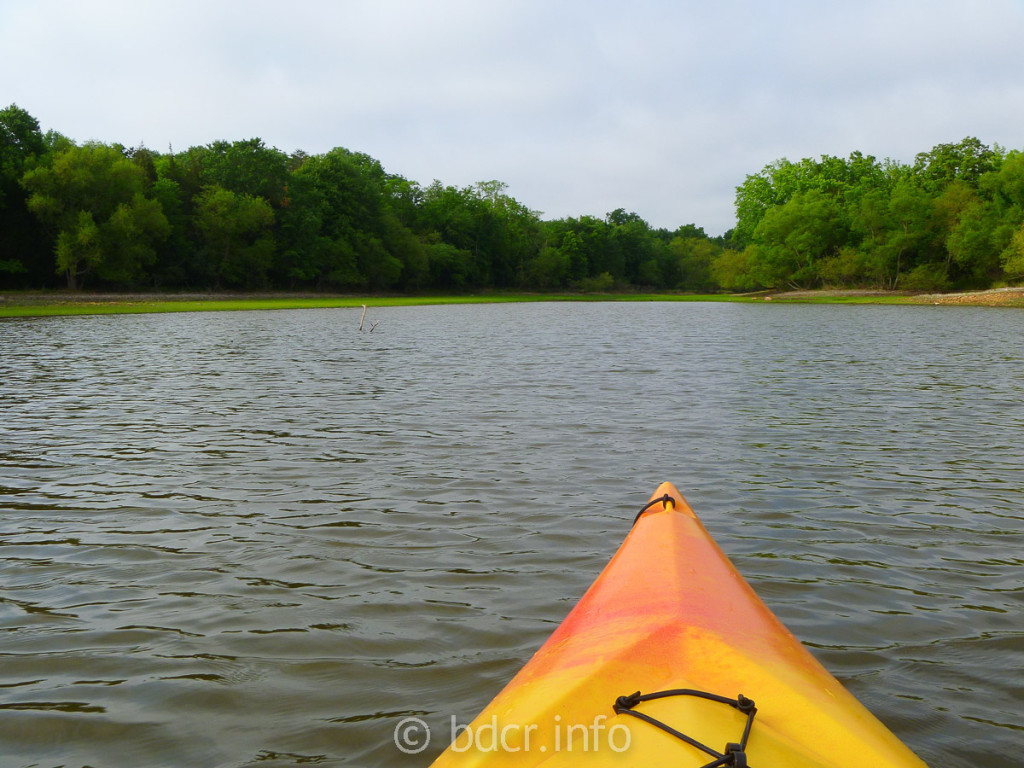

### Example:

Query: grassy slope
xmin=3 ymin=287 xmax=1022 ymax=318
xmin=0 ymin=292 xmax=757 ymax=318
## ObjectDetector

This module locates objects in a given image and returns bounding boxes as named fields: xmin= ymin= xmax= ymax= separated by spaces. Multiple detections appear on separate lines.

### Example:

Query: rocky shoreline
xmin=762 ymin=287 xmax=1024 ymax=307
xmin=910 ymin=286 xmax=1024 ymax=306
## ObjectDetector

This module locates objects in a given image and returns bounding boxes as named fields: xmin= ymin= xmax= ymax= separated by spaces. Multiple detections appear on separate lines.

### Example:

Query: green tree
xmin=733 ymin=160 xmax=793 ymax=245
xmin=980 ymin=150 xmax=1024 ymax=213
xmin=200 ymin=138 xmax=290 ymax=205
xmin=273 ymin=171 xmax=328 ymax=288
xmin=927 ymin=181 xmax=1005 ymax=285
xmin=290 ymin=147 xmax=416 ymax=289
xmin=710 ymin=245 xmax=768 ymax=291
xmin=194 ymin=185 xmax=275 ymax=288
xmin=383 ymin=175 xmax=424 ymax=230
xmin=913 ymin=137 xmax=1001 ymax=191
xmin=818 ymin=246 xmax=880 ymax=287
xmin=146 ymin=174 xmax=200 ymax=287
xmin=98 ymin=194 xmax=170 ymax=284
xmin=882 ymin=181 xmax=933 ymax=288
xmin=670 ymin=235 xmax=719 ymax=291
xmin=423 ymin=238 xmax=474 ymax=289
xmin=539 ymin=216 xmax=621 ymax=285
xmin=751 ymin=189 xmax=845 ymax=287
xmin=474 ymin=180 xmax=541 ymax=287
xmin=605 ymin=210 xmax=659 ymax=285
xmin=0 ymin=104 xmax=45 ymax=207
xmin=22 ymin=142 xmax=169 ymax=288
xmin=1000 ymin=224 xmax=1024 ymax=279
xmin=0 ymin=104 xmax=48 ymax=284
xmin=380 ymin=210 xmax=428 ymax=289
xmin=944 ymin=203 xmax=1004 ymax=285
xmin=558 ymin=230 xmax=587 ymax=282
xmin=978 ymin=150 xmax=1024 ymax=284
xmin=734 ymin=152 xmax=886 ymax=247
xmin=418 ymin=182 xmax=489 ymax=286
xmin=527 ymin=246 xmax=571 ymax=288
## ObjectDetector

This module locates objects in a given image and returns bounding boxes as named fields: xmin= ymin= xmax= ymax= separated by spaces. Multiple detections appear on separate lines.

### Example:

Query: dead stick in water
xmin=359 ymin=304 xmax=367 ymax=331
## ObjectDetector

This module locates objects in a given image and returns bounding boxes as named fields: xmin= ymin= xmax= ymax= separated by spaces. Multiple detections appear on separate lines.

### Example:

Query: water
xmin=1 ymin=302 xmax=1021 ymax=767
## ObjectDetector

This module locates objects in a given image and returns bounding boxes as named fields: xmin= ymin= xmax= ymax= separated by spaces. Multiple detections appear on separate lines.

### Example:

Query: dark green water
xmin=1 ymin=302 xmax=1021 ymax=767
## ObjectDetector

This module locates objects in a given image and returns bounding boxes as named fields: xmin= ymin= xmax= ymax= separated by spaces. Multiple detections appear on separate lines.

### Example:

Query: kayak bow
xmin=431 ymin=482 xmax=927 ymax=767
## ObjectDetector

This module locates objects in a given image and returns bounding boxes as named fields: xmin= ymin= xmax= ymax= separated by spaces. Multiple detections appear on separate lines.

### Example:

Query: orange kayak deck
xmin=431 ymin=482 xmax=928 ymax=767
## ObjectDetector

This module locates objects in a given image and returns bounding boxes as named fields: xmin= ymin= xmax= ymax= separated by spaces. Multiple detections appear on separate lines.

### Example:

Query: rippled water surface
xmin=1 ymin=302 xmax=1022 ymax=767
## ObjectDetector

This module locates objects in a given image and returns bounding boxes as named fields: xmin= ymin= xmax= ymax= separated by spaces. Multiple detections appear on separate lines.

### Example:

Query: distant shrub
xmin=901 ymin=263 xmax=951 ymax=291
xmin=578 ymin=271 xmax=615 ymax=292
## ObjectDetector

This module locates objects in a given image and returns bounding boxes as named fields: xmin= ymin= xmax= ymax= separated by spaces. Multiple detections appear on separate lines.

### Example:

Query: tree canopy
xmin=729 ymin=140 xmax=1024 ymax=291
xmin=2 ymin=104 xmax=1021 ymax=294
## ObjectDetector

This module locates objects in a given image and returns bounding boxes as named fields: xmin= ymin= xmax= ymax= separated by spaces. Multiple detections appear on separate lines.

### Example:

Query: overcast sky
xmin=3 ymin=0 xmax=1023 ymax=234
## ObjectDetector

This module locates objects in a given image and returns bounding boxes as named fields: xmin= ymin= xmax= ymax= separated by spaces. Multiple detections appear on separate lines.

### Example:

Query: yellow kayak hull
xmin=431 ymin=483 xmax=927 ymax=767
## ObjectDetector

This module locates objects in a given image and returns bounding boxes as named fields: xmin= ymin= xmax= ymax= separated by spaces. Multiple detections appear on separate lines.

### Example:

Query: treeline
xmin=0 ymin=105 xmax=725 ymax=293
xmin=2 ymin=103 xmax=1023 ymax=293
xmin=723 ymin=138 xmax=1024 ymax=291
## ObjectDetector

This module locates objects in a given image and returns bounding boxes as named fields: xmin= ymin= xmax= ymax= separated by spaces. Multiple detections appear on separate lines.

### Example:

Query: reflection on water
xmin=1 ymin=303 xmax=1022 ymax=767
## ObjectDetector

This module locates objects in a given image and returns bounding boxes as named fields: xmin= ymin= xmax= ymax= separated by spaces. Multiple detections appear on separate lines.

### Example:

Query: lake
xmin=1 ymin=302 xmax=1021 ymax=767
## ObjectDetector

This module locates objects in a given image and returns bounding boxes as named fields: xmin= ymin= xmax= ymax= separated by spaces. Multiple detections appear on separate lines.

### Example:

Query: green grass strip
xmin=0 ymin=290 xmax=943 ymax=318
xmin=0 ymin=293 xmax=762 ymax=318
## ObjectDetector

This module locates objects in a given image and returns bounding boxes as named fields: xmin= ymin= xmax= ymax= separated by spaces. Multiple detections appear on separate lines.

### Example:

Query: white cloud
xmin=3 ymin=0 xmax=1024 ymax=234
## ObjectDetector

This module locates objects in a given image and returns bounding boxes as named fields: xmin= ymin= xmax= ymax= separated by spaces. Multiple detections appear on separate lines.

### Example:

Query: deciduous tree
xmin=0 ymin=104 xmax=48 ymax=284
xmin=22 ymin=142 xmax=169 ymax=288
xmin=194 ymin=185 xmax=275 ymax=288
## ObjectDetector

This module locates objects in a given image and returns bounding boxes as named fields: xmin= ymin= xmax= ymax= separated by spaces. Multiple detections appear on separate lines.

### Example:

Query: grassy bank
xmin=0 ymin=291 xmax=756 ymax=318
xmin=3 ymin=287 xmax=1022 ymax=318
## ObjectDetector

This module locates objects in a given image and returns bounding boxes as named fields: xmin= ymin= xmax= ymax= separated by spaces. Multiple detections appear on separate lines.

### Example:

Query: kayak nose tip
xmin=647 ymin=483 xmax=696 ymax=520
xmin=651 ymin=481 xmax=686 ymax=508
xmin=631 ymin=483 xmax=694 ymax=525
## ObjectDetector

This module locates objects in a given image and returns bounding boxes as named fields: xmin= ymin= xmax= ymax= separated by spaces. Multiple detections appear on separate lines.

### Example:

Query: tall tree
xmin=194 ymin=185 xmax=275 ymax=288
xmin=22 ymin=142 xmax=169 ymax=288
xmin=1000 ymin=224 xmax=1024 ymax=279
xmin=0 ymin=104 xmax=45 ymax=206
xmin=882 ymin=181 xmax=934 ymax=289
xmin=418 ymin=182 xmax=489 ymax=286
xmin=291 ymin=147 xmax=405 ymax=289
xmin=200 ymin=138 xmax=290 ymax=205
xmin=474 ymin=180 xmax=540 ymax=287
xmin=912 ymin=137 xmax=1001 ymax=191
xmin=670 ymin=235 xmax=720 ymax=291
xmin=0 ymin=104 xmax=48 ymax=284
xmin=751 ymin=189 xmax=845 ymax=287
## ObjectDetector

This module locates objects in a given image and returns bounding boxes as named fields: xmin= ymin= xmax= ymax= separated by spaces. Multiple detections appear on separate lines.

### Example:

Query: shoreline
xmin=2 ymin=287 xmax=1023 ymax=317
xmin=763 ymin=286 xmax=1024 ymax=307
xmin=0 ymin=291 xmax=743 ymax=318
